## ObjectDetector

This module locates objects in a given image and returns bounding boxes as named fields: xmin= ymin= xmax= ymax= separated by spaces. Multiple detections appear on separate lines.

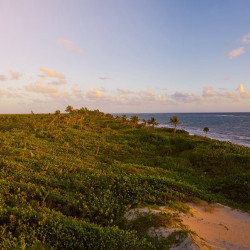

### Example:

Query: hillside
xmin=0 ymin=109 xmax=249 ymax=249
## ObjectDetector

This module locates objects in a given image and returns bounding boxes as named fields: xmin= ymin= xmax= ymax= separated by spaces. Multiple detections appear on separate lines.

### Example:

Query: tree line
xmin=51 ymin=106 xmax=209 ymax=135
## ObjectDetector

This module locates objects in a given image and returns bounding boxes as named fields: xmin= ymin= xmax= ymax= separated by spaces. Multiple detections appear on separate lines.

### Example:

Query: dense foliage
xmin=0 ymin=109 xmax=249 ymax=249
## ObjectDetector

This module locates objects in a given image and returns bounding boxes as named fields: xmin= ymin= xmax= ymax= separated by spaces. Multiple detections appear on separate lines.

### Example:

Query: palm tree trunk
xmin=174 ymin=124 xmax=176 ymax=133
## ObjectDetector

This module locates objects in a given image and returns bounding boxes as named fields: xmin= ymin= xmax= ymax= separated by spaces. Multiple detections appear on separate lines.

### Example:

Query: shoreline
xmin=158 ymin=124 xmax=250 ymax=148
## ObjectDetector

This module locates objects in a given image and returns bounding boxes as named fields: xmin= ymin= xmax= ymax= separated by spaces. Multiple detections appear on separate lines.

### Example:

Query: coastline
xmin=158 ymin=124 xmax=250 ymax=148
xmin=118 ymin=112 xmax=250 ymax=148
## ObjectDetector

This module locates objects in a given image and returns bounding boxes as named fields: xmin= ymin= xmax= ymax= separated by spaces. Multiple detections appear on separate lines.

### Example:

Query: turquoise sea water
xmin=117 ymin=113 xmax=250 ymax=147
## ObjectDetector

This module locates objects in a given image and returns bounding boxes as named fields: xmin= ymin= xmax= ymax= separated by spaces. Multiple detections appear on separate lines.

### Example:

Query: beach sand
xmin=125 ymin=202 xmax=250 ymax=249
xmin=180 ymin=202 xmax=250 ymax=249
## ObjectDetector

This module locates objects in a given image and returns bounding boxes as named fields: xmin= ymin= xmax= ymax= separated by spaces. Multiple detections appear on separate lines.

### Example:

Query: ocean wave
xmin=214 ymin=115 xmax=250 ymax=118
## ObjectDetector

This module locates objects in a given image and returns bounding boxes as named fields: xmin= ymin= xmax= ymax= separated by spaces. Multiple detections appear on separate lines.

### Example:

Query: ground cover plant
xmin=0 ymin=108 xmax=249 ymax=249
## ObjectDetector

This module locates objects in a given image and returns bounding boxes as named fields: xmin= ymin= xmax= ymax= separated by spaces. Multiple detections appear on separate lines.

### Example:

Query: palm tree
xmin=130 ymin=115 xmax=139 ymax=127
xmin=121 ymin=114 xmax=127 ymax=122
xmin=65 ymin=106 xmax=73 ymax=113
xmin=169 ymin=115 xmax=183 ymax=133
xmin=140 ymin=118 xmax=147 ymax=127
xmin=203 ymin=127 xmax=209 ymax=136
xmin=115 ymin=115 xmax=121 ymax=121
xmin=147 ymin=117 xmax=159 ymax=129
xmin=78 ymin=108 xmax=87 ymax=130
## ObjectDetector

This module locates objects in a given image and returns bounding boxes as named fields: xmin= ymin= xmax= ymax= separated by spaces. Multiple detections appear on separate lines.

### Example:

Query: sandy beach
xmin=125 ymin=202 xmax=250 ymax=249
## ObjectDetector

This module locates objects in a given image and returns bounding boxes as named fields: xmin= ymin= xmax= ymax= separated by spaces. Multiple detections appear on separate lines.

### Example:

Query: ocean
xmin=118 ymin=113 xmax=250 ymax=148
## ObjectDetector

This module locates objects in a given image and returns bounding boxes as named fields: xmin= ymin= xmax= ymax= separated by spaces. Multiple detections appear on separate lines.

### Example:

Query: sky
xmin=0 ymin=0 xmax=250 ymax=113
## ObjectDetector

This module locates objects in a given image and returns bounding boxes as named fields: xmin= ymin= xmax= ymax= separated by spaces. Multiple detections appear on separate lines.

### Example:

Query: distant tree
xmin=140 ymin=118 xmax=147 ymax=127
xmin=147 ymin=117 xmax=159 ymax=129
xmin=77 ymin=108 xmax=87 ymax=130
xmin=115 ymin=115 xmax=121 ymax=121
xmin=54 ymin=110 xmax=61 ymax=116
xmin=169 ymin=115 xmax=183 ymax=133
xmin=203 ymin=127 xmax=209 ymax=136
xmin=65 ymin=106 xmax=73 ymax=113
xmin=130 ymin=115 xmax=139 ymax=127
xmin=79 ymin=107 xmax=87 ymax=115
xmin=105 ymin=113 xmax=114 ymax=120
xmin=121 ymin=114 xmax=127 ymax=122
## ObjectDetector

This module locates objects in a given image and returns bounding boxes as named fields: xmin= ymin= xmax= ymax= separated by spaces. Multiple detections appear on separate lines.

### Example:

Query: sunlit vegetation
xmin=0 ymin=107 xmax=249 ymax=249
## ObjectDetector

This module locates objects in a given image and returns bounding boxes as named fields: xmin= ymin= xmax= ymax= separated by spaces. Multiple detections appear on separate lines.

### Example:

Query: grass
xmin=0 ymin=109 xmax=249 ymax=249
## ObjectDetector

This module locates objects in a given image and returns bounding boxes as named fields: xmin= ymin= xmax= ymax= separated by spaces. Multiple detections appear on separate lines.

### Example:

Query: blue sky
xmin=0 ymin=0 xmax=250 ymax=113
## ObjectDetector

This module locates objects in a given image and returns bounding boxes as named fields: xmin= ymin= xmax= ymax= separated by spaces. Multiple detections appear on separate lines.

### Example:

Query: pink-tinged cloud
xmin=9 ymin=70 xmax=22 ymax=80
xmin=237 ymin=84 xmax=250 ymax=99
xmin=25 ymin=83 xmax=73 ymax=99
xmin=99 ymin=77 xmax=111 ymax=80
xmin=72 ymin=87 xmax=83 ymax=98
xmin=146 ymin=86 xmax=155 ymax=96
xmin=117 ymin=88 xmax=134 ymax=95
xmin=86 ymin=87 xmax=116 ymax=102
xmin=138 ymin=86 xmax=155 ymax=102
xmin=157 ymin=93 xmax=168 ymax=102
xmin=25 ymin=83 xmax=58 ymax=94
xmin=119 ymin=94 xmax=128 ymax=103
xmin=0 ymin=75 xmax=7 ymax=81
xmin=58 ymin=39 xmax=83 ymax=54
xmin=48 ymin=79 xmax=67 ymax=85
xmin=0 ymin=89 xmax=8 ymax=95
xmin=40 ymin=67 xmax=65 ymax=79
xmin=226 ymin=47 xmax=245 ymax=59
xmin=86 ymin=87 xmax=103 ymax=99
xmin=224 ymin=77 xmax=229 ymax=80
xmin=171 ymin=92 xmax=204 ymax=103
xmin=241 ymin=33 xmax=250 ymax=44
xmin=202 ymin=86 xmax=218 ymax=97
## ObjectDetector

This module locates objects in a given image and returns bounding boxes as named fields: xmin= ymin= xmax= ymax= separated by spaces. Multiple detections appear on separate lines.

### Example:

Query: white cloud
xmin=58 ymin=39 xmax=83 ymax=54
xmin=226 ymin=47 xmax=245 ymax=59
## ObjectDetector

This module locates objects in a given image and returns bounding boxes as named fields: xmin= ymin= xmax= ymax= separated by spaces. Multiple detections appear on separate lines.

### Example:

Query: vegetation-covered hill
xmin=0 ymin=109 xmax=249 ymax=249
